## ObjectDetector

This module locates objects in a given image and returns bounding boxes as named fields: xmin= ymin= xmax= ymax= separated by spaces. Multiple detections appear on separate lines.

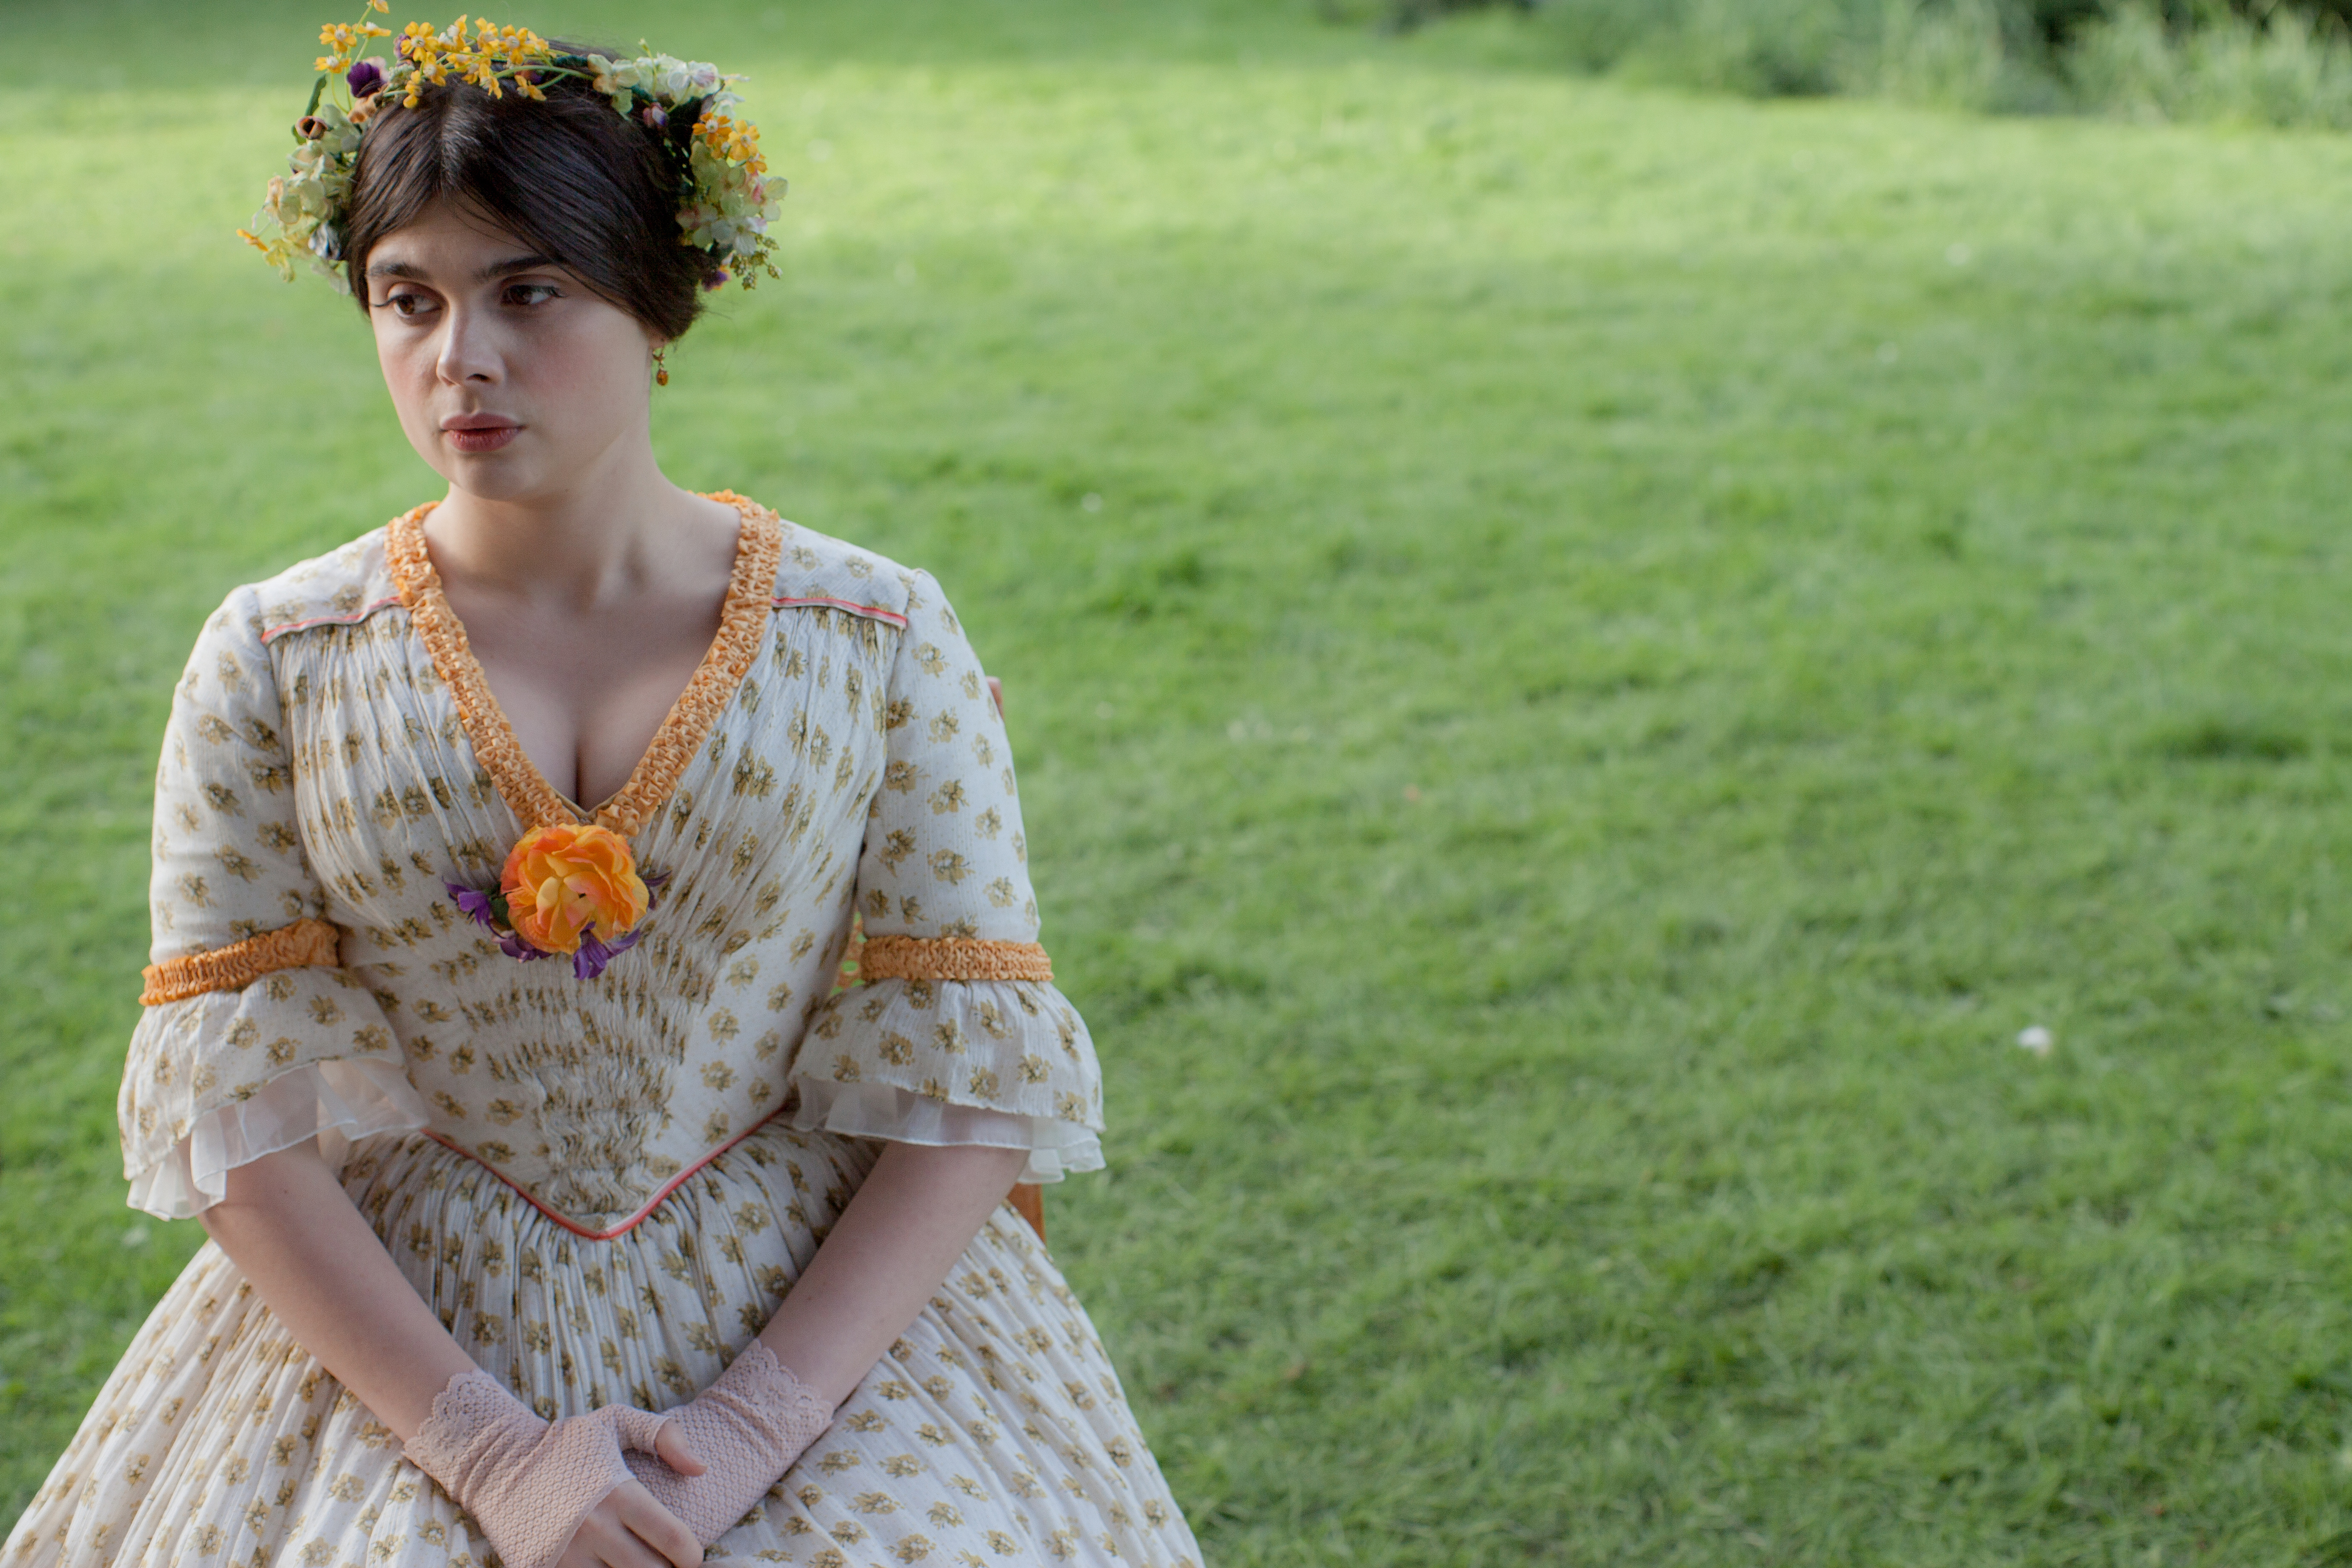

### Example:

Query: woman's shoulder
xmin=764 ymin=509 xmax=933 ymax=632
xmin=192 ymin=522 xmax=401 ymax=655
xmin=179 ymin=522 xmax=401 ymax=671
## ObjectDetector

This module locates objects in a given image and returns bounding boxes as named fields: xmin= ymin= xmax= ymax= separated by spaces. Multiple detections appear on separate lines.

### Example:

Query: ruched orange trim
xmin=139 ymin=917 xmax=342 ymax=1005
xmin=857 ymin=935 xmax=1054 ymax=983
xmin=386 ymin=493 xmax=785 ymax=838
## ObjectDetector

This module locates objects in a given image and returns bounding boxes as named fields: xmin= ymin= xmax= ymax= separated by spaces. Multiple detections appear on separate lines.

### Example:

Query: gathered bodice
xmin=120 ymin=496 xmax=1102 ymax=1233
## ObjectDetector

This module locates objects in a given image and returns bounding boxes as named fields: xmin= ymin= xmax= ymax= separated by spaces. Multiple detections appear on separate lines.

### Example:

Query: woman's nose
xmin=435 ymin=306 xmax=500 ymax=384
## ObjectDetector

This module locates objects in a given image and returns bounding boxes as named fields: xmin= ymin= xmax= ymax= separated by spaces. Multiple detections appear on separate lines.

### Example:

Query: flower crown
xmin=240 ymin=6 xmax=783 ymax=293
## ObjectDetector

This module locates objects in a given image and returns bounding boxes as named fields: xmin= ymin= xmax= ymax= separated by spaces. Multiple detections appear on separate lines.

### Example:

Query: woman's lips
xmin=441 ymin=417 xmax=520 ymax=454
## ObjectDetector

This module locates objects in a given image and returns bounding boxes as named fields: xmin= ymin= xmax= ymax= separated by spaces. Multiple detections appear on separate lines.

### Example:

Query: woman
xmin=6 ymin=21 xmax=1199 ymax=1568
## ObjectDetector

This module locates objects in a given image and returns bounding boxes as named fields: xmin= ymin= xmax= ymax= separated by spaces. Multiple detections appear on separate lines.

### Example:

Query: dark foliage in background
xmin=1343 ymin=0 xmax=2348 ymax=48
xmin=1330 ymin=0 xmax=2352 ymax=125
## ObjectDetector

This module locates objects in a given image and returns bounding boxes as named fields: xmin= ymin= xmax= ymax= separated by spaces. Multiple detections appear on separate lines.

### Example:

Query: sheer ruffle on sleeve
xmin=786 ymin=570 xmax=1105 ymax=1182
xmin=119 ymin=587 xmax=427 ymax=1219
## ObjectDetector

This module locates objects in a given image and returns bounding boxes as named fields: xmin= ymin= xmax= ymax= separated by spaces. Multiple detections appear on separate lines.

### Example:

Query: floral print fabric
xmin=123 ymin=499 xmax=1100 ymax=1230
xmin=10 ymin=1127 xmax=1198 ymax=1567
xmin=7 ymin=500 xmax=1189 ymax=1567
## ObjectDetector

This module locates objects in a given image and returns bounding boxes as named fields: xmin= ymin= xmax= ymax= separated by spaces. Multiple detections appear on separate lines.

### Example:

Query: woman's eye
xmin=506 ymin=283 xmax=560 ymax=307
xmin=380 ymin=291 xmax=435 ymax=318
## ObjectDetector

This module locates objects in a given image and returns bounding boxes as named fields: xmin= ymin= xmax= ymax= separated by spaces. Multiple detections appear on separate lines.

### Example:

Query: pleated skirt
xmin=6 ymin=1125 xmax=1200 ymax=1568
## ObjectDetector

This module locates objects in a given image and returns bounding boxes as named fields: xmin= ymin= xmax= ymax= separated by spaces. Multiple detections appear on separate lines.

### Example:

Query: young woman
xmin=6 ymin=23 xmax=1198 ymax=1568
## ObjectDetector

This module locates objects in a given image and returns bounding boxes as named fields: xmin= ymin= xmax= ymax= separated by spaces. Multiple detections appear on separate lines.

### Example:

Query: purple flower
xmin=446 ymin=880 xmax=499 ymax=928
xmin=571 ymin=923 xmax=647 ymax=981
xmin=449 ymin=878 xmax=543 ymax=961
xmin=347 ymin=59 xmax=386 ymax=98
xmin=448 ymin=874 xmax=656 ymax=977
xmin=499 ymin=931 xmax=553 ymax=962
xmin=641 ymin=104 xmax=669 ymax=130
xmin=704 ymin=268 xmax=731 ymax=291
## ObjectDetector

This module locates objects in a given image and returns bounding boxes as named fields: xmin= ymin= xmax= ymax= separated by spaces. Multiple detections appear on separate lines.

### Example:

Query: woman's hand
xmin=555 ymin=1476 xmax=708 ymax=1568
xmin=405 ymin=1368 xmax=709 ymax=1568
xmin=622 ymin=1342 xmax=830 ymax=1544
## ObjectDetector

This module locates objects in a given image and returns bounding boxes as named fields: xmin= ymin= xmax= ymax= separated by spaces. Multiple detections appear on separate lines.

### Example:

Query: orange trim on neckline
xmin=385 ymin=492 xmax=785 ymax=838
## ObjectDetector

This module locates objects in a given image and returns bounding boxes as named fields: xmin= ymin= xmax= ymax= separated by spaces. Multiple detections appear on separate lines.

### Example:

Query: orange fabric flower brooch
xmin=446 ymin=823 xmax=664 ymax=979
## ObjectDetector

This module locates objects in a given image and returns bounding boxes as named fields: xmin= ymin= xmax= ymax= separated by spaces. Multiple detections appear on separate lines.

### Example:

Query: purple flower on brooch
xmin=347 ymin=59 xmax=386 ymax=99
xmin=444 ymin=863 xmax=671 ymax=978
xmin=571 ymin=923 xmax=649 ymax=980
xmin=446 ymin=879 xmax=550 ymax=963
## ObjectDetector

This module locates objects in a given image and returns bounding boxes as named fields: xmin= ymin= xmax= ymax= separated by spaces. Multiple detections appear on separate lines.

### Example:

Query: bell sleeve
xmin=785 ymin=569 xmax=1105 ymax=1182
xmin=118 ymin=586 xmax=429 ymax=1220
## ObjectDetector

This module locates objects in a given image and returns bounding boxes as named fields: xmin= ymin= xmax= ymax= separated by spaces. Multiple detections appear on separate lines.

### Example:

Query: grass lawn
xmin=11 ymin=1 xmax=2352 ymax=1561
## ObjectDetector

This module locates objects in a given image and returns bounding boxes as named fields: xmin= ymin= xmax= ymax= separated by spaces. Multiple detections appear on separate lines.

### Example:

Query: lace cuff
xmin=127 ymin=1057 xmax=432 ymax=1219
xmin=785 ymin=1079 xmax=1105 ymax=1184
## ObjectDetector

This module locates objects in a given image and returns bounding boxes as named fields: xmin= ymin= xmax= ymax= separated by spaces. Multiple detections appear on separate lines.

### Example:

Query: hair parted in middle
xmin=341 ymin=42 xmax=719 ymax=341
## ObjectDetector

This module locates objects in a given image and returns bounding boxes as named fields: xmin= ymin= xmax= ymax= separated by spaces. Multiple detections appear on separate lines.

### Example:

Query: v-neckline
xmin=385 ymin=490 xmax=785 ymax=840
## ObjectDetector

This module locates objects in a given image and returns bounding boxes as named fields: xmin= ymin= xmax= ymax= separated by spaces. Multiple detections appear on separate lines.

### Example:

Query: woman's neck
xmin=422 ymin=444 xmax=731 ymax=611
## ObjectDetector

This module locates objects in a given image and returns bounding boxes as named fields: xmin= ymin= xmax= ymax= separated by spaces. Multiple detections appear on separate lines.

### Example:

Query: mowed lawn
xmin=10 ymin=1 xmax=2352 ymax=1561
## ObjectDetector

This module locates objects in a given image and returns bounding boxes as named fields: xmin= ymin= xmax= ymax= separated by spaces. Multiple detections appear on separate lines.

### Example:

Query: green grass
xmin=13 ymin=1 xmax=2352 ymax=1561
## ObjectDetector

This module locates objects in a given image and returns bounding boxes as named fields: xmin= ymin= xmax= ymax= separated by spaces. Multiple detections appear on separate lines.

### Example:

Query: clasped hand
xmin=555 ymin=1425 xmax=707 ymax=1568
xmin=408 ymin=1349 xmax=833 ymax=1568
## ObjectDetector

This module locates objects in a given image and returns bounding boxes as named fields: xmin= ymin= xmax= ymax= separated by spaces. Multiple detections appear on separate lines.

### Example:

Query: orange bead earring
xmin=653 ymin=346 xmax=670 ymax=387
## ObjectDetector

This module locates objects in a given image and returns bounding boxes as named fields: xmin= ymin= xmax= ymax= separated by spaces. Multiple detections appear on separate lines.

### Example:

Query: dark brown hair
xmin=342 ymin=49 xmax=715 ymax=340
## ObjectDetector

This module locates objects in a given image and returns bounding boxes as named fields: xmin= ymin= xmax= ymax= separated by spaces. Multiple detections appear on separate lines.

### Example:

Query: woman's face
xmin=363 ymin=199 xmax=659 ymax=505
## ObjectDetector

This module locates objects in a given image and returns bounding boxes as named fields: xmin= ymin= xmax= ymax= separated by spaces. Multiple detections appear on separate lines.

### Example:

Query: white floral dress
xmin=5 ymin=494 xmax=1201 ymax=1568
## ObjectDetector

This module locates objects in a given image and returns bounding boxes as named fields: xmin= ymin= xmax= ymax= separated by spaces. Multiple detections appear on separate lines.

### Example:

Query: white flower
xmin=593 ymin=56 xmax=649 ymax=104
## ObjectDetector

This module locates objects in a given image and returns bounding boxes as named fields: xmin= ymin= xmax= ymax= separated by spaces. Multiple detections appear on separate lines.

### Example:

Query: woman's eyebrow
xmin=361 ymin=255 xmax=560 ymax=282
xmin=479 ymin=254 xmax=559 ymax=280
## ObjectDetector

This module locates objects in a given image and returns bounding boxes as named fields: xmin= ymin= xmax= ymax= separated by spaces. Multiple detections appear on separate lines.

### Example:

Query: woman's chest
xmin=446 ymin=592 xmax=725 ymax=811
xmin=268 ymin=607 xmax=895 ymax=968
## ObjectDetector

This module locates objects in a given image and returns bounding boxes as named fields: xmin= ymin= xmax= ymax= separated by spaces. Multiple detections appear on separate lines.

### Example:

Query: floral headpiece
xmin=240 ymin=6 xmax=783 ymax=292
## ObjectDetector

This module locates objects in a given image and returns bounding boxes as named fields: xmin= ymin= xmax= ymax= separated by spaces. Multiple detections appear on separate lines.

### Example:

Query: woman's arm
xmin=199 ymin=1141 xmax=475 ymax=1440
xmin=755 ymin=1142 xmax=1031 ymax=1407
xmin=201 ymin=1139 xmax=705 ymax=1568
xmin=618 ymin=1141 xmax=1029 ymax=1543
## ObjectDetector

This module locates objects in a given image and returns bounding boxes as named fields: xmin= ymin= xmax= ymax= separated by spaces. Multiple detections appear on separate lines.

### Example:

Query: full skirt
xmin=5 ymin=1126 xmax=1201 ymax=1568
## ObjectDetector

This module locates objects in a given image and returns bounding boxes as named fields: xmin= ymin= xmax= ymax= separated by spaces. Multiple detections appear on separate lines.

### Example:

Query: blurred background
xmin=9 ymin=1 xmax=2352 ymax=1561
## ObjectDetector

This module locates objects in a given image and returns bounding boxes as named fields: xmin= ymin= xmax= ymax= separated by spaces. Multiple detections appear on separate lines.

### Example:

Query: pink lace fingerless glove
xmin=405 ymin=1370 xmax=672 ymax=1568
xmin=624 ymin=1342 xmax=836 ymax=1544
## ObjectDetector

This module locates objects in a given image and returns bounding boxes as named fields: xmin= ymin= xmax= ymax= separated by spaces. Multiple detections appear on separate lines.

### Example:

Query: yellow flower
xmin=500 ymin=823 xmax=650 ymax=955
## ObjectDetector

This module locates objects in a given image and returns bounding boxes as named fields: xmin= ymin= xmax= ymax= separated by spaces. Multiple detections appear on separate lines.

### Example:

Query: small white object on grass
xmin=2016 ymin=1024 xmax=2053 ymax=1056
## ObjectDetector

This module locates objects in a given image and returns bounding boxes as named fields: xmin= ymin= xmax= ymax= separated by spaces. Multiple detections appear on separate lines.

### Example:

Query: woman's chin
xmin=428 ymin=448 xmax=556 ymax=502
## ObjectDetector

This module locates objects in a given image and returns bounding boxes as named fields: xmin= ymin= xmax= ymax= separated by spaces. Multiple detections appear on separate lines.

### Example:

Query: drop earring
xmin=653 ymin=346 xmax=670 ymax=387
